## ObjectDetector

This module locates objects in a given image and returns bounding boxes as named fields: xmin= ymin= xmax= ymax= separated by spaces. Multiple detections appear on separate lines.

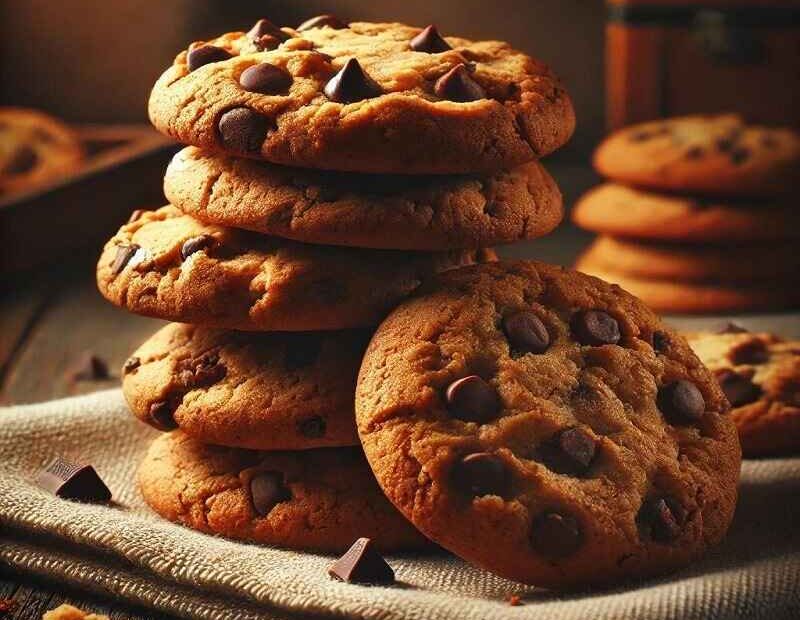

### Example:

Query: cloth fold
xmin=1 ymin=390 xmax=798 ymax=620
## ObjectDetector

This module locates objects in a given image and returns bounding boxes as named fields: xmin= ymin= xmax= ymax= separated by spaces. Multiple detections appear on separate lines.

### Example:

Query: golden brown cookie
xmin=686 ymin=329 xmax=800 ymax=457
xmin=594 ymin=115 xmax=799 ymax=198
xmin=96 ymin=206 xmax=491 ymax=331
xmin=148 ymin=19 xmax=574 ymax=174
xmin=576 ymin=265 xmax=800 ymax=315
xmin=164 ymin=146 xmax=563 ymax=250
xmin=356 ymin=260 xmax=740 ymax=588
xmin=122 ymin=323 xmax=365 ymax=449
xmin=0 ymin=107 xmax=83 ymax=196
xmin=572 ymin=183 xmax=800 ymax=243
xmin=138 ymin=431 xmax=429 ymax=552
xmin=576 ymin=236 xmax=800 ymax=282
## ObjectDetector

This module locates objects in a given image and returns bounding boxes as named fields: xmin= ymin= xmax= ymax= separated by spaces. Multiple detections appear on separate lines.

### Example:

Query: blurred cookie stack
xmin=573 ymin=115 xmax=800 ymax=314
xmin=95 ymin=15 xmax=575 ymax=552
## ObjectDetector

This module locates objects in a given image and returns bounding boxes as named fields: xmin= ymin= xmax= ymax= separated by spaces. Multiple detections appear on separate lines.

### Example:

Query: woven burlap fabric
xmin=1 ymin=390 xmax=798 ymax=620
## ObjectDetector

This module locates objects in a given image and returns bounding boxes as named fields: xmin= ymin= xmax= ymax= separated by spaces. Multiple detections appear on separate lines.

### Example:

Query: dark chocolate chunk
xmin=652 ymin=330 xmax=670 ymax=353
xmin=328 ymin=537 xmax=395 ymax=584
xmin=180 ymin=234 xmax=215 ymax=259
xmin=250 ymin=471 xmax=291 ymax=516
xmin=69 ymin=352 xmax=110 ymax=381
xmin=445 ymin=375 xmax=500 ymax=423
xmin=239 ymin=63 xmax=293 ymax=94
xmin=658 ymin=380 xmax=705 ymax=424
xmin=111 ymin=244 xmax=140 ymax=276
xmin=639 ymin=497 xmax=683 ymax=543
xmin=715 ymin=369 xmax=761 ymax=407
xmin=297 ymin=14 xmax=346 ymax=31
xmin=3 ymin=145 xmax=38 ymax=174
xmin=571 ymin=310 xmax=621 ymax=346
xmin=37 ymin=456 xmax=112 ymax=503
xmin=323 ymin=58 xmax=382 ymax=103
xmin=187 ymin=45 xmax=232 ymax=72
xmin=298 ymin=415 xmax=326 ymax=438
xmin=122 ymin=356 xmax=141 ymax=375
xmin=218 ymin=108 xmax=269 ymax=153
xmin=541 ymin=427 xmax=597 ymax=476
xmin=178 ymin=352 xmax=226 ymax=388
xmin=530 ymin=512 xmax=581 ymax=558
xmin=149 ymin=400 xmax=178 ymax=431
xmin=410 ymin=25 xmax=452 ymax=53
xmin=452 ymin=452 xmax=510 ymax=497
xmin=247 ymin=18 xmax=291 ymax=51
xmin=434 ymin=64 xmax=486 ymax=102
xmin=503 ymin=311 xmax=550 ymax=355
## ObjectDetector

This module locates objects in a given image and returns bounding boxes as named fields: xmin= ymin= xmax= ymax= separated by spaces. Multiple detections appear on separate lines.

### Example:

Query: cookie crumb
xmin=507 ymin=594 xmax=523 ymax=606
xmin=42 ymin=604 xmax=110 ymax=620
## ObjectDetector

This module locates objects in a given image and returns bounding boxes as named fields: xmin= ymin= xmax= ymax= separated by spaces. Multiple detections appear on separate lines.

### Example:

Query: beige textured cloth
xmin=1 ymin=389 xmax=799 ymax=620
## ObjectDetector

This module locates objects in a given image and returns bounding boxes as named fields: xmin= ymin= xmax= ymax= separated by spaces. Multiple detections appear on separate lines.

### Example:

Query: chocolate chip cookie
xmin=123 ymin=322 xmax=365 ymax=449
xmin=594 ymin=115 xmax=799 ymax=198
xmin=138 ymin=431 xmax=429 ymax=552
xmin=686 ymin=329 xmax=800 ymax=457
xmin=572 ymin=183 xmax=800 ymax=243
xmin=96 ymin=206 xmax=492 ymax=331
xmin=356 ymin=260 xmax=740 ymax=588
xmin=0 ymin=107 xmax=83 ymax=196
xmin=164 ymin=146 xmax=563 ymax=250
xmin=148 ymin=19 xmax=575 ymax=173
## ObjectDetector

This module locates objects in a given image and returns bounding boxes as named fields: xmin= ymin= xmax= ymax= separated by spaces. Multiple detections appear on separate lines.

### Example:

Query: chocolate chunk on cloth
xmin=37 ymin=456 xmax=112 ymax=503
xmin=328 ymin=538 xmax=395 ymax=584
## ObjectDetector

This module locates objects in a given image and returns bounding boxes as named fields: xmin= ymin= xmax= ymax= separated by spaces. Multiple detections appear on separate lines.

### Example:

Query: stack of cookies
xmin=573 ymin=115 xmax=800 ymax=314
xmin=96 ymin=16 xmax=575 ymax=555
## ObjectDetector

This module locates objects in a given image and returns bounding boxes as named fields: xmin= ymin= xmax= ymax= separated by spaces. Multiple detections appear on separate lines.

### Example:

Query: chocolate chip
xmin=122 ymin=356 xmax=141 ymax=375
xmin=728 ymin=338 xmax=769 ymax=365
xmin=180 ymin=234 xmax=215 ymax=259
xmin=434 ymin=64 xmax=486 ymax=102
xmin=571 ymin=310 xmax=621 ymax=346
xmin=218 ymin=108 xmax=269 ymax=153
xmin=716 ymin=369 xmax=761 ymax=407
xmin=541 ymin=427 xmax=597 ymax=476
xmin=445 ymin=375 xmax=500 ymax=423
xmin=37 ymin=457 xmax=112 ymax=503
xmin=530 ymin=512 xmax=581 ymax=558
xmin=652 ymin=331 xmax=670 ymax=353
xmin=730 ymin=147 xmax=750 ymax=165
xmin=239 ymin=63 xmax=293 ymax=94
xmin=69 ymin=352 xmax=110 ymax=381
xmin=502 ymin=311 xmax=550 ymax=355
xmin=328 ymin=538 xmax=395 ymax=584
xmin=149 ymin=400 xmax=178 ymax=431
xmin=298 ymin=415 xmax=326 ymax=438
xmin=452 ymin=452 xmax=510 ymax=497
xmin=410 ymin=25 xmax=452 ymax=53
xmin=685 ymin=146 xmax=705 ymax=159
xmin=127 ymin=209 xmax=145 ymax=224
xmin=111 ymin=244 xmax=140 ymax=276
xmin=297 ymin=14 xmax=346 ymax=31
xmin=187 ymin=45 xmax=232 ymax=72
xmin=178 ymin=352 xmax=226 ymax=388
xmin=717 ymin=321 xmax=748 ymax=334
xmin=3 ymin=145 xmax=38 ymax=174
xmin=658 ymin=380 xmax=705 ymax=424
xmin=247 ymin=18 xmax=291 ymax=51
xmin=639 ymin=497 xmax=683 ymax=543
xmin=323 ymin=58 xmax=382 ymax=103
xmin=250 ymin=471 xmax=290 ymax=516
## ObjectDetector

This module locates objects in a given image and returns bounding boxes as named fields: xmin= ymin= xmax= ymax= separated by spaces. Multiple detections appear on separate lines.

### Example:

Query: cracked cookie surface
xmin=138 ymin=431 xmax=429 ymax=552
xmin=355 ymin=260 xmax=740 ymax=588
xmin=96 ymin=206 xmax=490 ymax=331
xmin=686 ymin=329 xmax=800 ymax=457
xmin=123 ymin=322 xmax=365 ymax=449
xmin=148 ymin=20 xmax=574 ymax=174
xmin=164 ymin=146 xmax=563 ymax=250
xmin=594 ymin=115 xmax=799 ymax=198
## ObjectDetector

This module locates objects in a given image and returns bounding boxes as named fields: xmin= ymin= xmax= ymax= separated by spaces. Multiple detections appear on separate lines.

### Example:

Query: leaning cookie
xmin=356 ymin=260 xmax=740 ymax=588
xmin=686 ymin=329 xmax=800 ymax=457
xmin=123 ymin=323 xmax=365 ymax=449
xmin=594 ymin=115 xmax=799 ymax=198
xmin=164 ymin=147 xmax=563 ymax=251
xmin=148 ymin=19 xmax=574 ymax=174
xmin=138 ymin=432 xmax=430 ymax=552
xmin=572 ymin=183 xmax=800 ymax=243
xmin=96 ymin=206 xmax=492 ymax=331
